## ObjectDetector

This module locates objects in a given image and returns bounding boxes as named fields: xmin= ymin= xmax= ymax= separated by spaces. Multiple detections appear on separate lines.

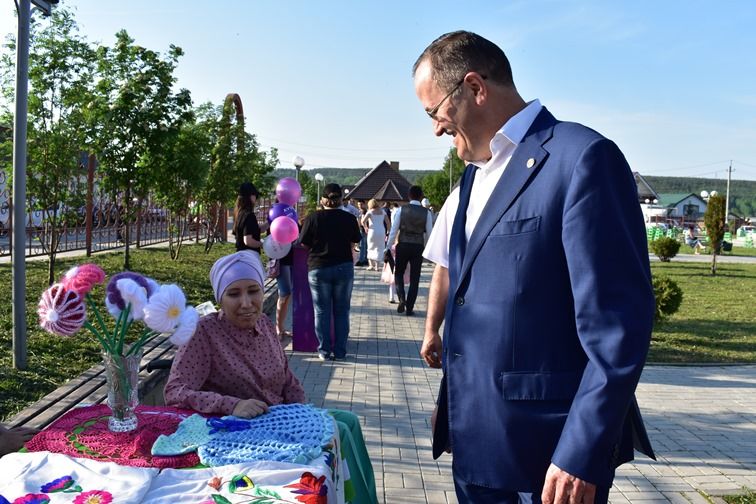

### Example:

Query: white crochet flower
xmin=170 ymin=306 xmax=199 ymax=346
xmin=143 ymin=284 xmax=187 ymax=333
xmin=109 ymin=278 xmax=150 ymax=320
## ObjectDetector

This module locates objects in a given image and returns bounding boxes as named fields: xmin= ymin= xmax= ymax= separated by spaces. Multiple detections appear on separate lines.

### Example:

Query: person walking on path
xmin=416 ymin=31 xmax=655 ymax=503
xmin=301 ymin=183 xmax=362 ymax=361
xmin=385 ymin=185 xmax=433 ymax=316
xmin=362 ymin=199 xmax=390 ymax=271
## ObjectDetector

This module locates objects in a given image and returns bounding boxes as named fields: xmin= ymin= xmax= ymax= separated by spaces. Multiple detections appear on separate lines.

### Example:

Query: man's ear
xmin=464 ymin=72 xmax=488 ymax=105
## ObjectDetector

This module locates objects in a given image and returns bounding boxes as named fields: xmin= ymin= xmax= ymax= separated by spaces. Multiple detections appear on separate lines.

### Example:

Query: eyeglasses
xmin=425 ymin=78 xmax=464 ymax=121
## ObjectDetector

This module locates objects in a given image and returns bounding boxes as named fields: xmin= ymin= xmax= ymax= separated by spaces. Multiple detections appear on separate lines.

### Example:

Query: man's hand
xmin=541 ymin=463 xmax=596 ymax=504
xmin=420 ymin=329 xmax=443 ymax=368
xmin=232 ymin=399 xmax=269 ymax=419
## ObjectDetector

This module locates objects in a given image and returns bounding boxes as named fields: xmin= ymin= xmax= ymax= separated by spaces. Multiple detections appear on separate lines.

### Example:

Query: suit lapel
xmin=456 ymin=109 xmax=557 ymax=291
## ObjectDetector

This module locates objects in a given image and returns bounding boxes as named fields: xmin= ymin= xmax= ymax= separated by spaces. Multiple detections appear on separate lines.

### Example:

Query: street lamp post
xmin=12 ymin=0 xmax=57 ymax=370
xmin=314 ymin=173 xmax=324 ymax=205
xmin=292 ymin=156 xmax=304 ymax=182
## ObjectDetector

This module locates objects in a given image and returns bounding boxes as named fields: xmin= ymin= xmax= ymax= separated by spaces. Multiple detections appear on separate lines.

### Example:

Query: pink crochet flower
xmin=72 ymin=490 xmax=112 ymax=504
xmin=38 ymin=284 xmax=87 ymax=336
xmin=60 ymin=264 xmax=106 ymax=296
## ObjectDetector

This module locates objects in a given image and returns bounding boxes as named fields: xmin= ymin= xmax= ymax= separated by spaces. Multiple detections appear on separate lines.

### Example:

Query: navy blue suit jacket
xmin=434 ymin=108 xmax=655 ymax=491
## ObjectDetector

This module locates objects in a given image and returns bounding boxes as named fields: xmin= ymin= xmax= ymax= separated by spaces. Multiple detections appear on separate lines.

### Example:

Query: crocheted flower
xmin=40 ymin=475 xmax=81 ymax=492
xmin=169 ymin=306 xmax=199 ymax=346
xmin=229 ymin=474 xmax=254 ymax=492
xmin=285 ymin=472 xmax=328 ymax=503
xmin=105 ymin=272 xmax=157 ymax=319
xmin=143 ymin=284 xmax=188 ymax=333
xmin=38 ymin=284 xmax=87 ymax=336
xmin=12 ymin=495 xmax=50 ymax=504
xmin=72 ymin=490 xmax=112 ymax=504
xmin=60 ymin=264 xmax=106 ymax=296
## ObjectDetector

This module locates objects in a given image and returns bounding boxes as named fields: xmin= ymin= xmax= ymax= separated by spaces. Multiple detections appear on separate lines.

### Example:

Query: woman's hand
xmin=232 ymin=399 xmax=270 ymax=419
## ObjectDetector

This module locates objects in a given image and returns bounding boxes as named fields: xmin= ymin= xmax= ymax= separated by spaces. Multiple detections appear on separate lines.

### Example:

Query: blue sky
xmin=2 ymin=0 xmax=756 ymax=180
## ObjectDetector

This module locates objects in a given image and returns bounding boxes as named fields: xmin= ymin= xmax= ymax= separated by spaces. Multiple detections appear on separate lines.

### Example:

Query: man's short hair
xmin=413 ymin=30 xmax=514 ymax=93
xmin=408 ymin=185 xmax=424 ymax=201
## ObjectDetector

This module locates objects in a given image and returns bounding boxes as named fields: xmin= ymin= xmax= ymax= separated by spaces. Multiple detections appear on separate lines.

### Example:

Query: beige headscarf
xmin=209 ymin=250 xmax=265 ymax=302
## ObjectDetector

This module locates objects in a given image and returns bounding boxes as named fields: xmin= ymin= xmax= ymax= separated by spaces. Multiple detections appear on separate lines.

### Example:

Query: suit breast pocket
xmin=489 ymin=216 xmax=540 ymax=237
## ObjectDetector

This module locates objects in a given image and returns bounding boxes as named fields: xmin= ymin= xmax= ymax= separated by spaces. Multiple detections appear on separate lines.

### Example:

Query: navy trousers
xmin=453 ymin=468 xmax=609 ymax=504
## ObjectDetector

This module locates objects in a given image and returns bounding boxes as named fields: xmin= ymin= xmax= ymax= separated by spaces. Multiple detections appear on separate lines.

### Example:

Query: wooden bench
xmin=9 ymin=278 xmax=280 ymax=430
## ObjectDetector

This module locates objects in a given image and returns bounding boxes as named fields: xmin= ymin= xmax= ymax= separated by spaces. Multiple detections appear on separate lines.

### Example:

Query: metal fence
xmin=0 ymin=179 xmax=305 ymax=259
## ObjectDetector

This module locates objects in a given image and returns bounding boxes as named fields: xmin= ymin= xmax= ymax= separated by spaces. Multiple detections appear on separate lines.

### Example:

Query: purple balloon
xmin=270 ymin=215 xmax=299 ymax=244
xmin=276 ymin=177 xmax=302 ymax=206
xmin=267 ymin=203 xmax=298 ymax=224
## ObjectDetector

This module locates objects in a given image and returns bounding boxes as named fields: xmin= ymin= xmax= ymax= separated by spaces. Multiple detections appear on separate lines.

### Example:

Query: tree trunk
xmin=124 ymin=186 xmax=131 ymax=271
xmin=710 ymin=253 xmax=717 ymax=275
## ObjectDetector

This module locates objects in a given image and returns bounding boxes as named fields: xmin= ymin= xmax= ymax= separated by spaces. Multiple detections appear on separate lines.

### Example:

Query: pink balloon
xmin=270 ymin=216 xmax=299 ymax=244
xmin=276 ymin=177 xmax=302 ymax=206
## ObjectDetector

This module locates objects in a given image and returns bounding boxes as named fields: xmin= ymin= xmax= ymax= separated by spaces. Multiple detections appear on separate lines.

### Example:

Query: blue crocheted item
xmin=199 ymin=403 xmax=335 ymax=467
xmin=152 ymin=413 xmax=211 ymax=456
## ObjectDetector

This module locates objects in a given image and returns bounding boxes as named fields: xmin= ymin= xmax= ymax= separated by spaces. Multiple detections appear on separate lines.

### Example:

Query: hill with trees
xmin=643 ymin=176 xmax=756 ymax=219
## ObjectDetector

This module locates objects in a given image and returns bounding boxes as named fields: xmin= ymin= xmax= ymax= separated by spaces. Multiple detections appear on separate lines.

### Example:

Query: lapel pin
xmin=526 ymin=158 xmax=536 ymax=169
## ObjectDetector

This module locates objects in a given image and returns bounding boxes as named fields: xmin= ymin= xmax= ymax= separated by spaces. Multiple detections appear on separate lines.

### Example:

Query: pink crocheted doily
xmin=25 ymin=404 xmax=201 ymax=468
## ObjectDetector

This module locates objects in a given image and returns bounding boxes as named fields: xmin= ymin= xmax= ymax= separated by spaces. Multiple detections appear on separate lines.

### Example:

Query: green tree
xmin=87 ymin=30 xmax=191 ymax=269
xmin=199 ymin=98 xmax=277 ymax=253
xmin=0 ymin=8 xmax=96 ymax=284
xmin=418 ymin=148 xmax=465 ymax=209
xmin=704 ymin=193 xmax=726 ymax=275
xmin=148 ymin=116 xmax=211 ymax=260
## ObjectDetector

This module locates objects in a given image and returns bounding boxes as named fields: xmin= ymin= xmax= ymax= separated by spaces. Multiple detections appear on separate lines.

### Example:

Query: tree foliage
xmin=418 ymin=148 xmax=465 ymax=210
xmin=0 ymin=8 xmax=96 ymax=283
xmin=704 ymin=193 xmax=726 ymax=275
xmin=87 ymin=30 xmax=192 ymax=269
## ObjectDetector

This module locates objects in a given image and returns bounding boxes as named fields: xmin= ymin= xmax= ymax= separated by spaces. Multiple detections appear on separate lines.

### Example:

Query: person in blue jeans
xmin=300 ymin=183 xmax=362 ymax=361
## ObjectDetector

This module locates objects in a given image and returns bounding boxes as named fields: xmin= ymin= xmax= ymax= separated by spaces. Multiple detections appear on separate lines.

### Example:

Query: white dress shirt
xmin=385 ymin=200 xmax=435 ymax=251
xmin=423 ymin=100 xmax=543 ymax=268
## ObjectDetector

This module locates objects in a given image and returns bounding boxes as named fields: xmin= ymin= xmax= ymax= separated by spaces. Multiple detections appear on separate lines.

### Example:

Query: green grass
xmin=0 ymin=242 xmax=236 ymax=421
xmin=649 ymin=262 xmax=756 ymax=363
xmin=723 ymin=488 xmax=756 ymax=504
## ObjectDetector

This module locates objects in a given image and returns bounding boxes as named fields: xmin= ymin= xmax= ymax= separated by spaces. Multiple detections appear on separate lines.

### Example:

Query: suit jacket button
xmin=455 ymin=296 xmax=464 ymax=306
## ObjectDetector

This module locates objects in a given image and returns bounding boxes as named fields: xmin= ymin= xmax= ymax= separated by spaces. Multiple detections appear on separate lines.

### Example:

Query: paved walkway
xmin=287 ymin=263 xmax=756 ymax=504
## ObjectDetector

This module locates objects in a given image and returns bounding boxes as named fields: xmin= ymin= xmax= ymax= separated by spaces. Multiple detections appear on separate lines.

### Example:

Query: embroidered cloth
xmin=24 ymin=404 xmax=200 ymax=468
xmin=0 ymin=451 xmax=157 ymax=503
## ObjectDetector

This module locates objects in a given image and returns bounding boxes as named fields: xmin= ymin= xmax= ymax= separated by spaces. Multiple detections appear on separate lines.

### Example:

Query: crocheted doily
xmin=197 ymin=404 xmax=335 ymax=467
xmin=24 ymin=404 xmax=201 ymax=468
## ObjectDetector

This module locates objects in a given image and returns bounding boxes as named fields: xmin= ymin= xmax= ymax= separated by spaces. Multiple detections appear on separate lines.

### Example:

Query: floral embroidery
xmin=0 ymin=495 xmax=9 ymax=504
xmin=72 ymin=490 xmax=113 ymax=504
xmin=11 ymin=495 xmax=50 ymax=504
xmin=229 ymin=474 xmax=254 ymax=492
xmin=207 ymin=476 xmax=223 ymax=490
xmin=285 ymin=472 xmax=328 ymax=503
xmin=40 ymin=475 xmax=82 ymax=493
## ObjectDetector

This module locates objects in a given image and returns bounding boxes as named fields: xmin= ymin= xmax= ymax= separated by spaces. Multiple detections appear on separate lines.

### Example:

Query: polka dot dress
xmin=164 ymin=312 xmax=306 ymax=415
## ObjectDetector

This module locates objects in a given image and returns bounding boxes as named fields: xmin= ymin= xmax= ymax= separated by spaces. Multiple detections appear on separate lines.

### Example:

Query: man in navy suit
xmin=416 ymin=31 xmax=655 ymax=503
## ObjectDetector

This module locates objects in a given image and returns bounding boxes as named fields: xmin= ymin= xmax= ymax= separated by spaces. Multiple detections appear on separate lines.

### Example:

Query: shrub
xmin=652 ymin=275 xmax=683 ymax=323
xmin=650 ymin=237 xmax=681 ymax=262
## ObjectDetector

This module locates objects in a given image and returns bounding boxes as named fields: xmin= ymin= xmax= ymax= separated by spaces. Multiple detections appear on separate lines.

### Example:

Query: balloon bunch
xmin=263 ymin=177 xmax=301 ymax=259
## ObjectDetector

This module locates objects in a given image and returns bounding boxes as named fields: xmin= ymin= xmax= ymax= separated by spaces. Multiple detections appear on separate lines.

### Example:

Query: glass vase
xmin=102 ymin=349 xmax=142 ymax=432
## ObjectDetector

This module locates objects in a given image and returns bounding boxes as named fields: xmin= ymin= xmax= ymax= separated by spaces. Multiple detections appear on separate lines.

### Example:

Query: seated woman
xmin=684 ymin=225 xmax=706 ymax=255
xmin=164 ymin=250 xmax=376 ymax=503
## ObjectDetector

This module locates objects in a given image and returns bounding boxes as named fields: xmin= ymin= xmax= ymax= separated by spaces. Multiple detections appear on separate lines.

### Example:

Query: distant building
xmin=345 ymin=161 xmax=412 ymax=203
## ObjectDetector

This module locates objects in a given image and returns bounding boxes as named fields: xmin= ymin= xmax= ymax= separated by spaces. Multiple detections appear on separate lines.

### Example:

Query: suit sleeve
xmin=552 ymin=138 xmax=655 ymax=486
